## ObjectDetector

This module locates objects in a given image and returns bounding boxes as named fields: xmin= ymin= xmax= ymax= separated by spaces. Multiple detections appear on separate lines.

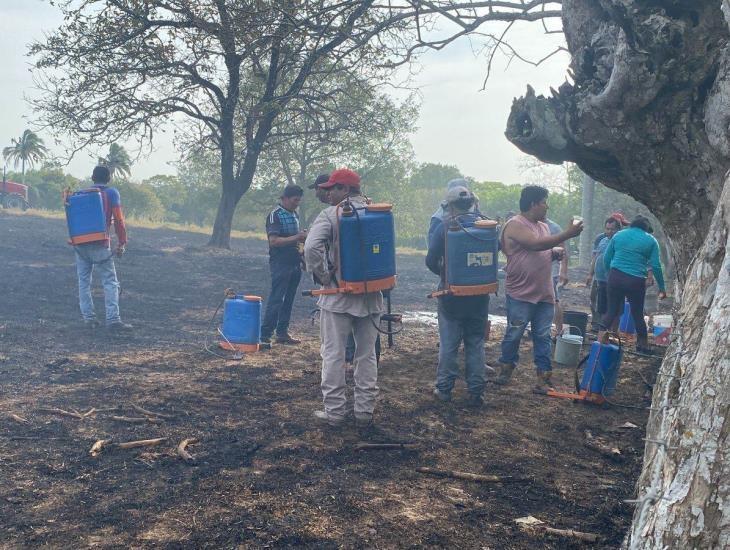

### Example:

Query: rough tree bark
xmin=504 ymin=1 xmax=730 ymax=546
xmin=629 ymin=172 xmax=729 ymax=549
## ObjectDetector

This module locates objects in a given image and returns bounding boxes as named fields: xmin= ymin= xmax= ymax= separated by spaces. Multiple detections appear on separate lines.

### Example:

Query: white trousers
xmin=319 ymin=310 xmax=380 ymax=419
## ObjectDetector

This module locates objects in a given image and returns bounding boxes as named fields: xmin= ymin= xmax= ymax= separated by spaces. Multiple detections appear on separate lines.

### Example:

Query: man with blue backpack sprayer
xmin=426 ymin=185 xmax=490 ymax=409
xmin=70 ymin=165 xmax=132 ymax=333
xmin=304 ymin=168 xmax=383 ymax=430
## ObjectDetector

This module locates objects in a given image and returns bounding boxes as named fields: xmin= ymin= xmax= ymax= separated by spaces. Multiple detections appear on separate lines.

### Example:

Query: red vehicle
xmin=1 ymin=179 xmax=30 ymax=210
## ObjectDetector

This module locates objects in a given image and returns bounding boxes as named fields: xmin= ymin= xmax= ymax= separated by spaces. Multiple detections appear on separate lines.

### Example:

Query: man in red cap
xmin=304 ymin=168 xmax=383 ymax=429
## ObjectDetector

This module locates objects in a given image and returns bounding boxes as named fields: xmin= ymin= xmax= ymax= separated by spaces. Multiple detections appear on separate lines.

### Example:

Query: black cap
xmin=308 ymin=173 xmax=330 ymax=189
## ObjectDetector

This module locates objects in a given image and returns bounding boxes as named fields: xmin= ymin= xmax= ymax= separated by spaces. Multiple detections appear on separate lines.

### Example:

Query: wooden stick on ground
xmin=355 ymin=442 xmax=418 ymax=451
xmin=176 ymin=438 xmax=198 ymax=462
xmin=117 ymin=437 xmax=167 ymax=450
xmin=90 ymin=439 xmax=113 ymax=457
xmin=8 ymin=413 xmax=28 ymax=424
xmin=416 ymin=467 xmax=517 ymax=483
xmin=82 ymin=408 xmax=97 ymax=418
xmin=130 ymin=403 xmax=174 ymax=419
xmin=111 ymin=415 xmax=163 ymax=424
xmin=38 ymin=407 xmax=84 ymax=419
xmin=584 ymin=430 xmax=622 ymax=460
xmin=520 ymin=524 xmax=600 ymax=542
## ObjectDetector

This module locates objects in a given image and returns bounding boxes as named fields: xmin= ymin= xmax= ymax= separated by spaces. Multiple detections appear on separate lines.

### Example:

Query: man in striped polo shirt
xmin=261 ymin=185 xmax=307 ymax=345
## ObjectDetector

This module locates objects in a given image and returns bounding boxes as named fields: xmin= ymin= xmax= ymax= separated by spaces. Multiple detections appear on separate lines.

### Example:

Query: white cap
xmin=445 ymin=185 xmax=474 ymax=204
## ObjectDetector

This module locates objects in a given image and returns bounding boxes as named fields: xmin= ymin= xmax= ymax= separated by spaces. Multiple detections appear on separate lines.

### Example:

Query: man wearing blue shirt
xmin=426 ymin=185 xmax=489 ymax=408
xmin=586 ymin=217 xmax=621 ymax=330
xmin=261 ymin=185 xmax=308 ymax=345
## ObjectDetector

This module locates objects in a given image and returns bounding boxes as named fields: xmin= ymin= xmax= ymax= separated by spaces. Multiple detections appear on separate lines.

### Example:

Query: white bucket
xmin=554 ymin=333 xmax=584 ymax=367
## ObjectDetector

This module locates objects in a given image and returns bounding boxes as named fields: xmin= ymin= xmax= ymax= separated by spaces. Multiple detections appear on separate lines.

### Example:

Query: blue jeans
xmin=74 ymin=243 xmax=121 ymax=324
xmin=435 ymin=304 xmax=486 ymax=397
xmin=499 ymin=295 xmax=554 ymax=372
xmin=261 ymin=261 xmax=301 ymax=339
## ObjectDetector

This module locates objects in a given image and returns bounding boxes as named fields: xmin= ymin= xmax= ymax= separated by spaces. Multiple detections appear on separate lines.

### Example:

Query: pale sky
xmin=0 ymin=0 xmax=569 ymax=184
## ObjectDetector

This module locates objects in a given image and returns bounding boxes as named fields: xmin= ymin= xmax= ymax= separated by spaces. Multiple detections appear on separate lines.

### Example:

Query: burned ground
xmin=0 ymin=211 xmax=666 ymax=548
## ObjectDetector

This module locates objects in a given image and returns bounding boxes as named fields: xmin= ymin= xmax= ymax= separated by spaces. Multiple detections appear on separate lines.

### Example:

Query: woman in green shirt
xmin=599 ymin=215 xmax=667 ymax=353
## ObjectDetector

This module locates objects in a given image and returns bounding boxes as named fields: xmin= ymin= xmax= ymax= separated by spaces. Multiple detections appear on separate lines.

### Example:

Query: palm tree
xmin=2 ymin=130 xmax=48 ymax=184
xmin=99 ymin=143 xmax=132 ymax=179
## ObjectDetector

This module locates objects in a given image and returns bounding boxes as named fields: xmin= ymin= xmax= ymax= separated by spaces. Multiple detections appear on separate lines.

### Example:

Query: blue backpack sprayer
xmin=63 ymin=187 xmax=109 ymax=245
xmin=204 ymin=289 xmax=270 ymax=360
xmin=302 ymin=199 xmax=402 ymax=341
xmin=543 ymin=334 xmax=624 ymax=405
xmin=428 ymin=215 xmax=500 ymax=299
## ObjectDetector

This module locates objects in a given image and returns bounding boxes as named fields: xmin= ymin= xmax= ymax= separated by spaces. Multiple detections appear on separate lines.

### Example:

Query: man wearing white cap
xmin=428 ymin=178 xmax=479 ymax=244
xmin=426 ymin=185 xmax=489 ymax=408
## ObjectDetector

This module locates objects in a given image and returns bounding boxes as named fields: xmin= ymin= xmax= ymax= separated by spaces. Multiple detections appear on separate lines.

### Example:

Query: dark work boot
xmin=532 ymin=370 xmax=555 ymax=394
xmin=494 ymin=363 xmax=516 ymax=386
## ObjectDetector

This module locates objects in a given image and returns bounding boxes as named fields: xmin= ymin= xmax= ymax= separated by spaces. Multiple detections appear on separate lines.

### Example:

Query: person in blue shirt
xmin=586 ymin=217 xmax=622 ymax=330
xmin=599 ymin=215 xmax=667 ymax=353
xmin=426 ymin=185 xmax=489 ymax=408
xmin=261 ymin=185 xmax=308 ymax=345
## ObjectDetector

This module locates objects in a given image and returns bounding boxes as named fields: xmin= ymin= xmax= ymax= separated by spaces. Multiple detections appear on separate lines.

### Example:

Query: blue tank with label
xmin=339 ymin=203 xmax=396 ymax=291
xmin=65 ymin=188 xmax=107 ymax=244
xmin=221 ymin=295 xmax=261 ymax=346
xmin=580 ymin=341 xmax=622 ymax=396
xmin=445 ymin=218 xmax=498 ymax=289
xmin=619 ymin=300 xmax=636 ymax=334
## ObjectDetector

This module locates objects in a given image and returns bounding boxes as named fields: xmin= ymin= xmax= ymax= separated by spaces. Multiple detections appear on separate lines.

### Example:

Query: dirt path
xmin=0 ymin=211 xmax=661 ymax=548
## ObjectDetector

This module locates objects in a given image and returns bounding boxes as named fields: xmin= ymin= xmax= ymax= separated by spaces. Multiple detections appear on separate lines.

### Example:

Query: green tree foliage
xmin=99 ymin=143 xmax=132 ymax=179
xmin=112 ymin=179 xmax=165 ymax=221
xmin=3 ymin=130 xmax=49 ymax=184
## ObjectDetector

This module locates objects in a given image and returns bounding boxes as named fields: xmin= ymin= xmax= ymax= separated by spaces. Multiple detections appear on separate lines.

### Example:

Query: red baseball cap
xmin=319 ymin=168 xmax=361 ymax=189
xmin=610 ymin=211 xmax=629 ymax=226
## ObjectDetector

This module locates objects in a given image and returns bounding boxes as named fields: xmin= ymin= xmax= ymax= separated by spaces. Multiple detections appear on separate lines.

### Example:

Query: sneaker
xmin=494 ymin=363 xmax=516 ymax=386
xmin=466 ymin=394 xmax=485 ymax=409
xmin=83 ymin=319 xmax=100 ymax=329
xmin=107 ymin=322 xmax=133 ymax=333
xmin=313 ymin=410 xmax=344 ymax=427
xmin=275 ymin=334 xmax=301 ymax=345
xmin=432 ymin=388 xmax=451 ymax=402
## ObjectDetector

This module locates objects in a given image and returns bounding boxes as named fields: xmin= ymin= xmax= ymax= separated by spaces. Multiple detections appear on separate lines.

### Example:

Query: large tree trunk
xmin=626 ymin=173 xmax=730 ymax=549
xmin=504 ymin=1 xmax=730 ymax=546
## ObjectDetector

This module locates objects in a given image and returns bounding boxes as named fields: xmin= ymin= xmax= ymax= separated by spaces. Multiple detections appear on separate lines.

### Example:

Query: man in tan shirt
xmin=303 ymin=168 xmax=383 ymax=428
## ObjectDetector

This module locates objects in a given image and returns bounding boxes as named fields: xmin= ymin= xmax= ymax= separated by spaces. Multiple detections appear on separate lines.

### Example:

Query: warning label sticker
xmin=372 ymin=244 xmax=380 ymax=254
xmin=467 ymin=252 xmax=493 ymax=267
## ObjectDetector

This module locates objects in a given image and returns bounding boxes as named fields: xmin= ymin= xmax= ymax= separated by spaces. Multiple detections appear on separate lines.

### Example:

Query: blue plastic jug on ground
xmin=220 ymin=295 xmax=262 ymax=352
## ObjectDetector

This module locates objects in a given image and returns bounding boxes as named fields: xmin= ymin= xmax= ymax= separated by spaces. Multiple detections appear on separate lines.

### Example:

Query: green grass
xmin=8 ymin=208 xmax=265 ymax=241
xmin=6 ymin=208 xmax=424 ymax=253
